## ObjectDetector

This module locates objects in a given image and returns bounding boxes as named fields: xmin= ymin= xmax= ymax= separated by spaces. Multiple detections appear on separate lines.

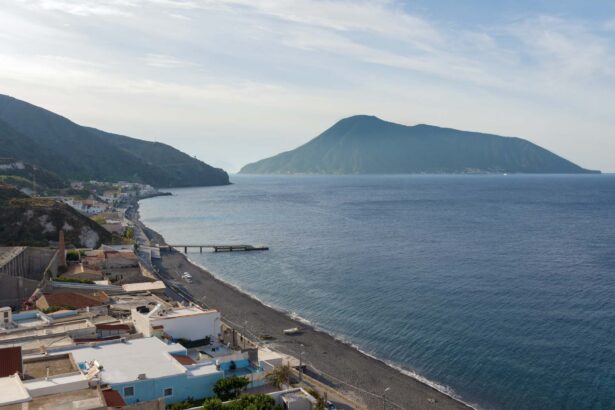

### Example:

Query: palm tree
xmin=266 ymin=364 xmax=292 ymax=388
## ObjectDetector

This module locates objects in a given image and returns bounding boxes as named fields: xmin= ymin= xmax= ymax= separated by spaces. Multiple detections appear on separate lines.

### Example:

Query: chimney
xmin=58 ymin=230 xmax=66 ymax=268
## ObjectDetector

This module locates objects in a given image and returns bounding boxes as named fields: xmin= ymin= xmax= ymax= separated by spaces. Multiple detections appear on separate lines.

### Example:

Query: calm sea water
xmin=140 ymin=175 xmax=615 ymax=410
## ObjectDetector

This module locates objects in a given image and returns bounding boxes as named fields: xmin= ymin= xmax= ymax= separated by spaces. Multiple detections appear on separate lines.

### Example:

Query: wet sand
xmin=142 ymin=225 xmax=472 ymax=410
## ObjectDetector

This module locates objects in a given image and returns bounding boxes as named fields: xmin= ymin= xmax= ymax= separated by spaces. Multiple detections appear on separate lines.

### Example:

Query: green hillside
xmin=240 ymin=115 xmax=598 ymax=175
xmin=0 ymin=94 xmax=229 ymax=187
xmin=0 ymin=158 xmax=66 ymax=191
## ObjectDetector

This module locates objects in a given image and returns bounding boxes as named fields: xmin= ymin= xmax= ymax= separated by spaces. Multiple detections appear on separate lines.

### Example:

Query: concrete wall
xmin=151 ymin=312 xmax=221 ymax=341
xmin=24 ymin=373 xmax=88 ymax=398
xmin=110 ymin=371 xmax=224 ymax=405
xmin=0 ymin=247 xmax=58 ymax=308
xmin=0 ymin=276 xmax=41 ymax=308
xmin=133 ymin=310 xmax=221 ymax=341
xmin=131 ymin=309 xmax=152 ymax=337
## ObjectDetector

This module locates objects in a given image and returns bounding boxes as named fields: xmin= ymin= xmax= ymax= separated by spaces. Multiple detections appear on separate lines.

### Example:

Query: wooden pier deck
xmin=166 ymin=244 xmax=269 ymax=253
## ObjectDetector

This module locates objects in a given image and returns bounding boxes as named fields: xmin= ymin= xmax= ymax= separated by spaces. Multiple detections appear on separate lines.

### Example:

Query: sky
xmin=1 ymin=1 xmax=614 ymax=173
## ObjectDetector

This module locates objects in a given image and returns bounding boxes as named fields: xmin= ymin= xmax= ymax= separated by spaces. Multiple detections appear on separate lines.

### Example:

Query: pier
xmin=166 ymin=244 xmax=269 ymax=253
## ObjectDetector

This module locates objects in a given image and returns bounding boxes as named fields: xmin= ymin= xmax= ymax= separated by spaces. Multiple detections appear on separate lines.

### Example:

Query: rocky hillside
xmin=0 ymin=184 xmax=111 ymax=248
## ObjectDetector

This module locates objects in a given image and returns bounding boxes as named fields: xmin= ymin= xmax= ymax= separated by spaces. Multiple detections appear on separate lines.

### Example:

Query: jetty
xmin=166 ymin=244 xmax=269 ymax=253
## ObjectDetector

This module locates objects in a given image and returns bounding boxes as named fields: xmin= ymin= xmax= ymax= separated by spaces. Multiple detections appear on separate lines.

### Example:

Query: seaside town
xmin=0 ymin=179 xmax=366 ymax=410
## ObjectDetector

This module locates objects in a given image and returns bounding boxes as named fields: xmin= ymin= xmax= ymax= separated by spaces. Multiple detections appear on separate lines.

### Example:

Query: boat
xmin=283 ymin=327 xmax=301 ymax=335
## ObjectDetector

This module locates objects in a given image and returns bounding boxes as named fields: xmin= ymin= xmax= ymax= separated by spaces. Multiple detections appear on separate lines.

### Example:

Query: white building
xmin=0 ymin=374 xmax=31 ymax=409
xmin=270 ymin=388 xmax=318 ymax=410
xmin=131 ymin=305 xmax=221 ymax=341
xmin=55 ymin=337 xmax=224 ymax=405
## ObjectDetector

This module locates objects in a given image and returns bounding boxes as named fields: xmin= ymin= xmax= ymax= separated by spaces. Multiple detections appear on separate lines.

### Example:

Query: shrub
xmin=202 ymin=398 xmax=224 ymax=410
xmin=66 ymin=250 xmax=80 ymax=261
xmin=213 ymin=376 xmax=250 ymax=401
xmin=203 ymin=394 xmax=280 ymax=410
xmin=265 ymin=364 xmax=292 ymax=388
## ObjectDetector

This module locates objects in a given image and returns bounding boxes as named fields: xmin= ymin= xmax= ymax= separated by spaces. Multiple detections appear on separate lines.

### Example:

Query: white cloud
xmin=144 ymin=53 xmax=197 ymax=68
xmin=1 ymin=1 xmax=614 ymax=171
xmin=17 ymin=0 xmax=137 ymax=16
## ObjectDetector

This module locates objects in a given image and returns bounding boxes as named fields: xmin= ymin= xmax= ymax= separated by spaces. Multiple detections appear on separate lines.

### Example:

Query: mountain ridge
xmin=0 ymin=94 xmax=229 ymax=187
xmin=240 ymin=115 xmax=599 ymax=175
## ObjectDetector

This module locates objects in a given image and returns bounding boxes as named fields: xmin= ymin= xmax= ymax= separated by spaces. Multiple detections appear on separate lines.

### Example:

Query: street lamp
xmin=383 ymin=387 xmax=390 ymax=410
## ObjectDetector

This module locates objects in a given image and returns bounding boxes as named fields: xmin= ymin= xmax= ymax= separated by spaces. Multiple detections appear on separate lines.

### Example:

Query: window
xmin=163 ymin=388 xmax=173 ymax=397
xmin=123 ymin=386 xmax=135 ymax=397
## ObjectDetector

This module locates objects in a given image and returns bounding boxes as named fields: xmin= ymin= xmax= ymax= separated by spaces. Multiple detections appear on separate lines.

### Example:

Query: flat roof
xmin=150 ymin=306 xmax=219 ymax=319
xmin=121 ymin=281 xmax=166 ymax=292
xmin=63 ymin=337 xmax=187 ymax=384
xmin=23 ymin=372 xmax=87 ymax=391
xmin=0 ymin=374 xmax=31 ymax=406
xmin=23 ymin=354 xmax=77 ymax=379
xmin=0 ymin=319 xmax=95 ymax=342
xmin=186 ymin=362 xmax=221 ymax=377
xmin=29 ymin=386 xmax=104 ymax=410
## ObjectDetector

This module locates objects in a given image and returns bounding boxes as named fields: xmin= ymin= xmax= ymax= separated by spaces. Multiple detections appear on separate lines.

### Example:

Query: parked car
xmin=326 ymin=401 xmax=337 ymax=410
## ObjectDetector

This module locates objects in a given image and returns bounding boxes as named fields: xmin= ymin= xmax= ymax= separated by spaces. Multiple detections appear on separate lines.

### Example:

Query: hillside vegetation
xmin=241 ymin=115 xmax=598 ymax=175
xmin=0 ymin=158 xmax=66 ymax=191
xmin=0 ymin=94 xmax=229 ymax=187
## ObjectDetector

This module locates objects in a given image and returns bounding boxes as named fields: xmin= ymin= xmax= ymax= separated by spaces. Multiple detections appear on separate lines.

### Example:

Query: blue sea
xmin=139 ymin=175 xmax=615 ymax=410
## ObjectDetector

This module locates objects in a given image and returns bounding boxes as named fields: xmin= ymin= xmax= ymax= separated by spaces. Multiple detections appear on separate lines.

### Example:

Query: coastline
xmin=135 ymin=199 xmax=474 ymax=410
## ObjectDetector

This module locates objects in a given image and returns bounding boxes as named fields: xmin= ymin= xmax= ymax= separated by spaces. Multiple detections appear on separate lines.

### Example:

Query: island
xmin=240 ymin=115 xmax=599 ymax=175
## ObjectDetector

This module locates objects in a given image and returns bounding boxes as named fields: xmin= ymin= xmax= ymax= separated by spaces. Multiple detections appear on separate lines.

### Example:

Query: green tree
xmin=202 ymin=398 xmax=224 ymax=410
xmin=212 ymin=376 xmax=250 ymax=401
xmin=224 ymin=394 xmax=278 ymax=410
xmin=306 ymin=388 xmax=326 ymax=410
xmin=265 ymin=364 xmax=292 ymax=389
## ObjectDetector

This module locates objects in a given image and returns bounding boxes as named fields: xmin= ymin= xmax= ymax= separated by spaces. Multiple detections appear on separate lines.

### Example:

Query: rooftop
xmin=0 ymin=317 xmax=94 ymax=343
xmin=23 ymin=354 xmax=77 ymax=379
xmin=173 ymin=355 xmax=196 ymax=365
xmin=138 ymin=304 xmax=219 ymax=320
xmin=102 ymin=389 xmax=126 ymax=408
xmin=62 ymin=337 xmax=187 ymax=384
xmin=0 ymin=374 xmax=31 ymax=406
xmin=95 ymin=323 xmax=130 ymax=331
xmin=41 ymin=291 xmax=109 ymax=309
xmin=121 ymin=281 xmax=166 ymax=293
xmin=29 ymin=387 xmax=104 ymax=410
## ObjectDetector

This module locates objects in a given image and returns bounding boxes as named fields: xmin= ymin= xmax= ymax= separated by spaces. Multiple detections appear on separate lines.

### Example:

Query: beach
xmin=138 ymin=220 xmax=472 ymax=410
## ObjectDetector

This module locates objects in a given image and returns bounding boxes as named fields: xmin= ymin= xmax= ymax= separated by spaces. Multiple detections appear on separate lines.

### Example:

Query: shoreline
xmin=135 ymin=199 xmax=475 ymax=410
xmin=182 ymin=254 xmax=476 ymax=409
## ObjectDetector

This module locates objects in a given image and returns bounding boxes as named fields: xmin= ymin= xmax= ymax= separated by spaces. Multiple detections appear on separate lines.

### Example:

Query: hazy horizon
xmin=1 ymin=1 xmax=614 ymax=173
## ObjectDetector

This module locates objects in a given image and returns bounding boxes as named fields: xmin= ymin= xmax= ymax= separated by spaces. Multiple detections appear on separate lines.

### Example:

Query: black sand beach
xmin=139 ymin=219 xmax=472 ymax=410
